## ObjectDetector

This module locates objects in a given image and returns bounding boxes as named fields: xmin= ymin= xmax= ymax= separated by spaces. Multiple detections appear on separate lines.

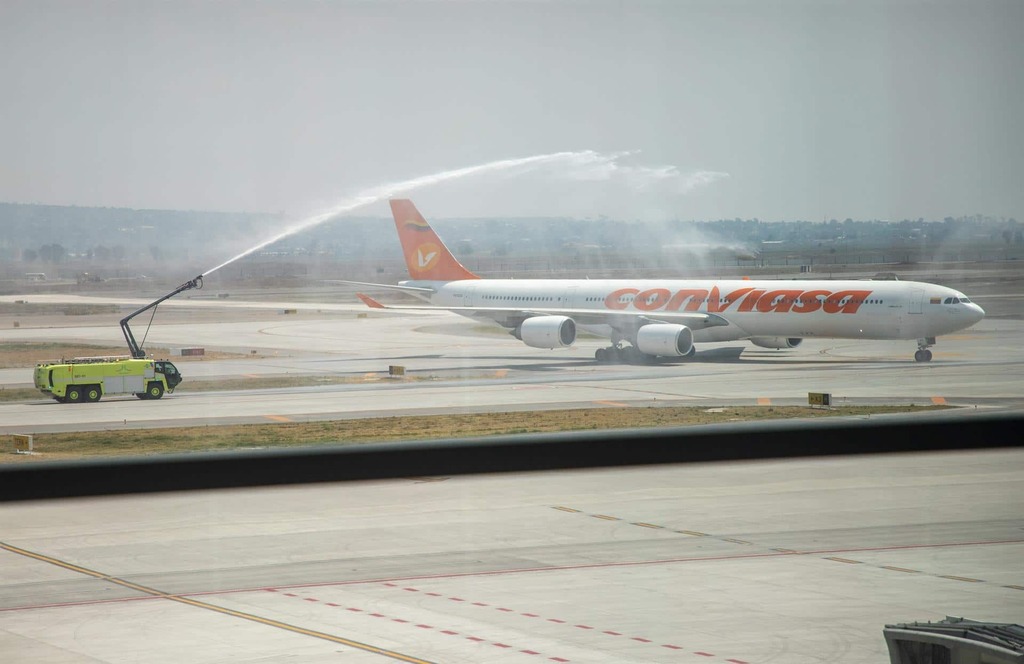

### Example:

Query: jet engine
xmin=514 ymin=316 xmax=577 ymax=349
xmin=749 ymin=336 xmax=803 ymax=349
xmin=635 ymin=323 xmax=693 ymax=357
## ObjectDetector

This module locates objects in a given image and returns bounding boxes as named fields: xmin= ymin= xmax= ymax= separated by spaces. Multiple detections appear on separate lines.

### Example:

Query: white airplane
xmin=351 ymin=199 xmax=985 ymax=363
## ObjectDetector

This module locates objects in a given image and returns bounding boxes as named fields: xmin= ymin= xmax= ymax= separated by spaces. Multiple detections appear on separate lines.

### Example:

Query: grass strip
xmin=2 ymin=404 xmax=947 ymax=463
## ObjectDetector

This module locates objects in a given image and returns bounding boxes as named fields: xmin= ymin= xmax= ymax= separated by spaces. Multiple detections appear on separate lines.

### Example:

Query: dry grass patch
xmin=2 ymin=404 xmax=948 ymax=463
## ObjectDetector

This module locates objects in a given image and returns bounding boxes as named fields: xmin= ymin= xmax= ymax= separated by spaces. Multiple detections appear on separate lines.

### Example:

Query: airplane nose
xmin=969 ymin=302 xmax=985 ymax=323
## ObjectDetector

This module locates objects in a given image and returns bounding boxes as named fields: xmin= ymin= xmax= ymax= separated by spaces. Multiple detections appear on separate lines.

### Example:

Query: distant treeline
xmin=0 ymin=202 xmax=1020 ymax=268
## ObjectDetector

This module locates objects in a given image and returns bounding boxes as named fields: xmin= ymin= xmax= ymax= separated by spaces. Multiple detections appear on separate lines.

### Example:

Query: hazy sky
xmin=1 ymin=0 xmax=1021 ymax=222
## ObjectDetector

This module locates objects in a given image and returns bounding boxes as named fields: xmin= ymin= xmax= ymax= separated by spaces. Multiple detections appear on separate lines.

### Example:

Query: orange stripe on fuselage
xmin=603 ymin=286 xmax=873 ymax=315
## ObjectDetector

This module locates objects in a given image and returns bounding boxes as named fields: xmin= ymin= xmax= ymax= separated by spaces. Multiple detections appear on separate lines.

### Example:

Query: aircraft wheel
xmin=595 ymin=348 xmax=609 ymax=363
xmin=85 ymin=385 xmax=102 ymax=402
xmin=145 ymin=382 xmax=165 ymax=400
xmin=66 ymin=386 xmax=84 ymax=403
xmin=622 ymin=346 xmax=646 ymax=364
xmin=914 ymin=349 xmax=933 ymax=362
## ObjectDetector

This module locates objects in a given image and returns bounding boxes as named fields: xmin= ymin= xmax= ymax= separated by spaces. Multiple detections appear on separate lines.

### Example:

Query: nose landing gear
xmin=914 ymin=337 xmax=936 ymax=362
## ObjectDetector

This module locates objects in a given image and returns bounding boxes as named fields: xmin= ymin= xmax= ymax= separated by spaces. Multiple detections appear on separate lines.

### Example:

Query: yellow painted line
xmin=363 ymin=372 xmax=378 ymax=379
xmin=939 ymin=574 xmax=983 ymax=583
xmin=263 ymin=415 xmax=292 ymax=423
xmin=0 ymin=542 xmax=434 ymax=664
xmin=931 ymin=396 xmax=947 ymax=405
xmin=592 ymin=514 xmax=621 ymax=521
xmin=594 ymin=400 xmax=629 ymax=407
xmin=631 ymin=522 xmax=663 ymax=529
xmin=494 ymin=369 xmax=508 ymax=378
xmin=242 ymin=374 xmax=262 ymax=378
xmin=721 ymin=538 xmax=751 ymax=545
xmin=880 ymin=566 xmax=920 ymax=574
xmin=675 ymin=530 xmax=708 ymax=537
xmin=824 ymin=557 xmax=863 ymax=565
xmin=757 ymin=397 xmax=771 ymax=406
xmin=551 ymin=506 xmax=581 ymax=513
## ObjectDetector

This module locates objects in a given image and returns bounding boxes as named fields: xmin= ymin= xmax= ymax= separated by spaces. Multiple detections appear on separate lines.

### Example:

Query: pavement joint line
xmin=938 ymin=574 xmax=985 ymax=583
xmin=549 ymin=507 xmax=1023 ymax=588
xmin=8 ymin=538 xmax=1023 ymax=613
xmin=0 ymin=542 xmax=436 ymax=664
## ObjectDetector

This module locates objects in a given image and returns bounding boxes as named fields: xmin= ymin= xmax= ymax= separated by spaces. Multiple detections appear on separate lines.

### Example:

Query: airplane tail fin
xmin=390 ymin=199 xmax=480 ymax=281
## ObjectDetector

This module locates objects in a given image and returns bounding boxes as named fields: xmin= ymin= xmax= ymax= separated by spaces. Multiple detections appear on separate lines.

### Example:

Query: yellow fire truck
xmin=34 ymin=357 xmax=183 ymax=402
xmin=33 ymin=274 xmax=202 ymax=404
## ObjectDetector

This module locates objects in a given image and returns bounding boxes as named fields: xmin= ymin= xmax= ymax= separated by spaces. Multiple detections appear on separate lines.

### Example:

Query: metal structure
xmin=119 ymin=275 xmax=203 ymax=358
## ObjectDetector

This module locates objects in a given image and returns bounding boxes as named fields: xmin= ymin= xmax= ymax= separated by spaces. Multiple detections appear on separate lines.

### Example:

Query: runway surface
xmin=1 ymin=450 xmax=1021 ymax=663
xmin=1 ymin=292 xmax=1021 ymax=662
xmin=1 ymin=295 xmax=1022 ymax=433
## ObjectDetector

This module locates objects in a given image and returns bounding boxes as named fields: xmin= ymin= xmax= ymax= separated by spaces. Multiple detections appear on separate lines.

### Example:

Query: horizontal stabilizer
xmin=356 ymin=293 xmax=386 ymax=309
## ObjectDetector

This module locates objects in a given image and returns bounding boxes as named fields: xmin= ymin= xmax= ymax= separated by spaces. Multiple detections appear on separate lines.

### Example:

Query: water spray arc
xmin=200 ymin=150 xmax=642 ymax=277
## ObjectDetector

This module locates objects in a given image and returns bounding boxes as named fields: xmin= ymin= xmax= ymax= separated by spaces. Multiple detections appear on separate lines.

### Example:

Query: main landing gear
xmin=596 ymin=345 xmax=648 ymax=364
xmin=914 ymin=337 xmax=935 ymax=362
xmin=594 ymin=344 xmax=696 ymax=364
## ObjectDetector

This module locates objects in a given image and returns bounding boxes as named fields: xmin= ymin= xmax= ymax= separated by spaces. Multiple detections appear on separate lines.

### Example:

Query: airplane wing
xmin=355 ymin=293 xmax=730 ymax=332
xmin=329 ymin=280 xmax=436 ymax=296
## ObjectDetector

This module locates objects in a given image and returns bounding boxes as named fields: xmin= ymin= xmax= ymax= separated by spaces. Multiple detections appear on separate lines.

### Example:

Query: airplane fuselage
xmin=402 ymin=278 xmax=985 ymax=343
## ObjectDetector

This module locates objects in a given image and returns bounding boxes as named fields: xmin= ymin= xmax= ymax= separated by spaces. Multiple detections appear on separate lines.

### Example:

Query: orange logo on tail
xmin=411 ymin=243 xmax=441 ymax=273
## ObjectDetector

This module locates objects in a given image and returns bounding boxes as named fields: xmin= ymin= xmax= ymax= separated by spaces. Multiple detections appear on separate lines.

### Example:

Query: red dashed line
xmin=441 ymin=630 xmax=459 ymax=635
xmin=426 ymin=592 xmax=443 ymax=597
xmin=283 ymin=592 xmax=298 ymax=597
xmin=466 ymin=636 xmax=486 ymax=642
xmin=392 ymin=618 xmax=409 ymax=624
xmin=326 ymin=602 xmax=339 ymax=607
xmin=403 ymin=587 xmax=419 ymax=592
xmin=375 ymin=582 xmax=753 ymax=663
xmin=522 ymin=649 xmax=540 ymax=655
xmin=369 ymin=612 xmax=385 ymax=618
xmin=383 ymin=582 xmax=397 ymax=587
xmin=303 ymin=597 xmax=318 ymax=602
xmin=494 ymin=643 xmax=511 ymax=648
xmin=416 ymin=624 xmax=432 ymax=629
xmin=346 ymin=607 xmax=362 ymax=612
